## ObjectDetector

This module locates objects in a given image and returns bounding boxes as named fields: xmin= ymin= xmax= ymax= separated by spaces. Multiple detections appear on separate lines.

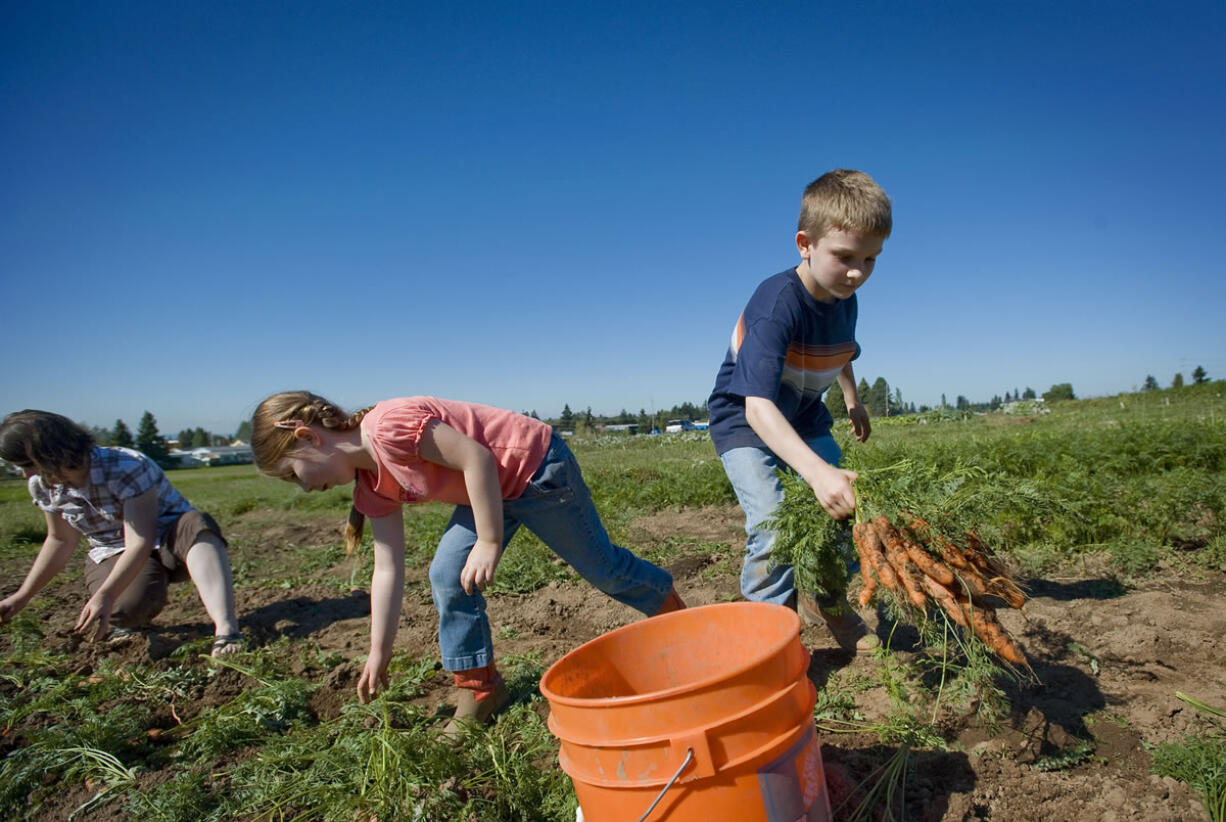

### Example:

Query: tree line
xmin=84 ymin=414 xmax=253 ymax=469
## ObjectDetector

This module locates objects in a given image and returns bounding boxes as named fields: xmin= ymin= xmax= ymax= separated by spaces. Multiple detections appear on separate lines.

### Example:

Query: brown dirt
xmin=7 ymin=505 xmax=1224 ymax=821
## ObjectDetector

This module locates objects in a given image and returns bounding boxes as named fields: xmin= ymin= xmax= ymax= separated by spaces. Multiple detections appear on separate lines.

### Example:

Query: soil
xmin=7 ymin=505 xmax=1224 ymax=821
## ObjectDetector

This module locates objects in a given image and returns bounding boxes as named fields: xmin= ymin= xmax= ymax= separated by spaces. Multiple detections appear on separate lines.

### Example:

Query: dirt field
xmin=11 ymin=505 xmax=1224 ymax=821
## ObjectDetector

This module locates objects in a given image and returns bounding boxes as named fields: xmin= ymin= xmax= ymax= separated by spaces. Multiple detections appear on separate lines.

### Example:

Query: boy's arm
xmin=417 ymin=421 xmax=504 ymax=595
xmin=838 ymin=363 xmax=871 ymax=443
xmin=357 ymin=510 xmax=405 ymax=703
xmin=0 ymin=511 xmax=81 ymax=622
xmin=744 ymin=395 xmax=859 ymax=520
xmin=75 ymin=487 xmax=159 ymax=640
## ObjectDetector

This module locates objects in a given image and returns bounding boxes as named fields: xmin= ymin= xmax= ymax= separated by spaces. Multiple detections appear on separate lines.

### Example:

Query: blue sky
xmin=3 ymin=1 xmax=1224 ymax=436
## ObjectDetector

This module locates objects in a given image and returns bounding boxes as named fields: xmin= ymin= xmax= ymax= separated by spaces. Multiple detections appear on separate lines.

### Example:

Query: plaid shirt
xmin=28 ymin=446 xmax=193 ymax=564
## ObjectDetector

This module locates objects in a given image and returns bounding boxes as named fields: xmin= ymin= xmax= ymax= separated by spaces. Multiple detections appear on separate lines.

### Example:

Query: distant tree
xmin=1022 ymin=387 xmax=1036 ymax=400
xmin=1142 ymin=375 xmax=1159 ymax=392
xmin=892 ymin=388 xmax=904 ymax=416
xmin=112 ymin=419 xmax=134 ymax=448
xmin=234 ymin=420 xmax=253 ymax=442
xmin=191 ymin=428 xmax=211 ymax=448
xmin=135 ymin=412 xmax=171 ymax=466
xmin=637 ymin=409 xmax=650 ymax=433
xmin=956 ymin=395 xmax=970 ymax=411
xmin=824 ymin=380 xmax=847 ymax=418
xmin=88 ymin=425 xmax=113 ymax=445
xmin=559 ymin=404 xmax=574 ymax=429
xmin=1193 ymin=366 xmax=1209 ymax=384
xmin=867 ymin=377 xmax=889 ymax=417
xmin=175 ymin=429 xmax=194 ymax=449
xmin=940 ymin=393 xmax=948 ymax=409
xmin=1172 ymin=373 xmax=1184 ymax=389
xmin=989 ymin=394 xmax=1002 ymax=409
xmin=1004 ymin=390 xmax=1013 ymax=403
xmin=1042 ymin=383 xmax=1076 ymax=402
xmin=857 ymin=378 xmax=871 ymax=413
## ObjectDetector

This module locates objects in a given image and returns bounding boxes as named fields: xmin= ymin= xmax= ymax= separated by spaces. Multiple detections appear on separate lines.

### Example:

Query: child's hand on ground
xmin=0 ymin=594 xmax=28 ymax=624
xmin=75 ymin=591 xmax=114 ymax=641
xmin=460 ymin=539 xmax=502 ymax=595
xmin=847 ymin=403 xmax=871 ymax=443
xmin=807 ymin=462 xmax=859 ymax=520
xmin=357 ymin=651 xmax=391 ymax=703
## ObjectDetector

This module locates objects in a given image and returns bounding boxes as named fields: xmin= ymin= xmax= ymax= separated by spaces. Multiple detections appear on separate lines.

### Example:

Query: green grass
xmin=0 ymin=384 xmax=1223 ymax=820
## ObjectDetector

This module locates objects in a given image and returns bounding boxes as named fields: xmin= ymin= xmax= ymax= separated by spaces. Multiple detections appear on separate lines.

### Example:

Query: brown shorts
xmin=83 ymin=509 xmax=228 ymax=627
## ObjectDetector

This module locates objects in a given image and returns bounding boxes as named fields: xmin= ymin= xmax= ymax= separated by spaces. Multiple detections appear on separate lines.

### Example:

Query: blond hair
xmin=250 ymin=391 xmax=373 ymax=554
xmin=797 ymin=169 xmax=892 ymax=241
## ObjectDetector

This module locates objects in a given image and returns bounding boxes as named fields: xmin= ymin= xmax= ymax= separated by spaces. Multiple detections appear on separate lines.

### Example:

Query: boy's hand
xmin=460 ymin=539 xmax=502 ymax=595
xmin=357 ymin=650 xmax=391 ymax=703
xmin=75 ymin=591 xmax=115 ymax=641
xmin=847 ymin=403 xmax=871 ymax=443
xmin=807 ymin=462 xmax=859 ymax=520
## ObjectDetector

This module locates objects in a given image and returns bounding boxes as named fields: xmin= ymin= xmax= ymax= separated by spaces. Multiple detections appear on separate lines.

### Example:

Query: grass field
xmin=1 ymin=383 xmax=1224 ymax=820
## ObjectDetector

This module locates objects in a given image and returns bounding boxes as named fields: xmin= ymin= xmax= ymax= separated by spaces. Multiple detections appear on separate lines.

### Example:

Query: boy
xmin=0 ymin=410 xmax=243 ymax=655
xmin=707 ymin=169 xmax=891 ymax=652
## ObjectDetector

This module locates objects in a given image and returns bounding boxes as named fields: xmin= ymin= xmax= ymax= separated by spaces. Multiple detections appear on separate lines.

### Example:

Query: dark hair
xmin=0 ymin=410 xmax=95 ymax=472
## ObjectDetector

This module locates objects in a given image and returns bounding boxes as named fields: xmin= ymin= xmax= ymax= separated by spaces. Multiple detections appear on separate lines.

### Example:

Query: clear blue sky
xmin=3 ymin=0 xmax=1224 ymax=436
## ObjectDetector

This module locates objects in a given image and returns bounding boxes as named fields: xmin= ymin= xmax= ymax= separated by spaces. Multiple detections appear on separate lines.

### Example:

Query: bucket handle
xmin=637 ymin=747 xmax=693 ymax=822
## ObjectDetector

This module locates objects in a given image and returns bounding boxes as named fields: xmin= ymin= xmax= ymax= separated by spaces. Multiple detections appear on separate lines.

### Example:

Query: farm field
xmin=2 ymin=384 xmax=1224 ymax=821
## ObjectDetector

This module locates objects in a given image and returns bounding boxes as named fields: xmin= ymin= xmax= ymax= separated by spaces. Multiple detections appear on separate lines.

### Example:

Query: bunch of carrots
xmin=852 ymin=515 xmax=1028 ymax=666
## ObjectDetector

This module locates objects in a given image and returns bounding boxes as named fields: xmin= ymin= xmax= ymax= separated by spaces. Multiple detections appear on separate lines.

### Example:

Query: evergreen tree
xmin=1142 ymin=375 xmax=1159 ymax=391
xmin=956 ymin=395 xmax=970 ymax=411
xmin=1042 ymin=383 xmax=1075 ymax=402
xmin=176 ymin=429 xmax=194 ymax=449
xmin=866 ymin=377 xmax=889 ymax=417
xmin=135 ymin=412 xmax=171 ymax=466
xmin=112 ymin=419 xmax=134 ymax=448
xmin=637 ymin=409 xmax=650 ymax=433
xmin=89 ymin=425 xmax=113 ymax=445
xmin=1022 ymin=387 xmax=1037 ymax=400
xmin=559 ymin=404 xmax=574 ymax=429
xmin=192 ymin=428 xmax=211 ymax=448
xmin=824 ymin=379 xmax=847 ymax=418
xmin=234 ymin=420 xmax=253 ymax=442
xmin=1172 ymin=372 xmax=1184 ymax=389
xmin=1193 ymin=365 xmax=1209 ymax=384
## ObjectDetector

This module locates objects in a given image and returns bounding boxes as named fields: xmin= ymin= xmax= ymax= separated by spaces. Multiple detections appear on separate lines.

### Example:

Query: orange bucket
xmin=540 ymin=602 xmax=831 ymax=822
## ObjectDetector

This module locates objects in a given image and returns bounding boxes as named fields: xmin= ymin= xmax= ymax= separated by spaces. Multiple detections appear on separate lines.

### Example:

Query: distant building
xmin=170 ymin=445 xmax=254 ymax=467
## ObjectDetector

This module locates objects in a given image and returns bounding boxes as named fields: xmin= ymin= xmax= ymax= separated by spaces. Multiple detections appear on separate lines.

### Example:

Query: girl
xmin=0 ymin=411 xmax=242 ymax=655
xmin=250 ymin=392 xmax=684 ymax=729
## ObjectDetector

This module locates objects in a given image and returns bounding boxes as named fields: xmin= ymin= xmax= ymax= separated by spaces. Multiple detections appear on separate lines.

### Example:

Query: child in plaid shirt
xmin=0 ymin=410 xmax=243 ymax=655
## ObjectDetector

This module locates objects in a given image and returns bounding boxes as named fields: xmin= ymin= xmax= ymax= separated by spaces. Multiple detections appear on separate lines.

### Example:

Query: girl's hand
xmin=460 ymin=539 xmax=502 ymax=595
xmin=357 ymin=651 xmax=391 ymax=703
xmin=0 ymin=594 xmax=29 ymax=624
xmin=75 ymin=591 xmax=115 ymax=641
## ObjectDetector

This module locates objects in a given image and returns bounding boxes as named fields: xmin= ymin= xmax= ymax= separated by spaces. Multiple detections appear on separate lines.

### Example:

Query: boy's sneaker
xmin=796 ymin=595 xmax=879 ymax=653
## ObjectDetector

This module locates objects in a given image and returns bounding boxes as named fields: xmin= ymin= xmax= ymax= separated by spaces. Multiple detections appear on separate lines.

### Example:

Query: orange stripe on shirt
xmin=783 ymin=341 xmax=856 ymax=372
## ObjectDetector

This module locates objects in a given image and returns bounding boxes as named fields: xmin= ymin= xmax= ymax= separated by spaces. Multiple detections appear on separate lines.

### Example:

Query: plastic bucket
xmin=540 ymin=602 xmax=831 ymax=822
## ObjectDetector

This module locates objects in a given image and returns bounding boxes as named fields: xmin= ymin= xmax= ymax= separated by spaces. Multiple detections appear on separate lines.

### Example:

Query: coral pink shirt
xmin=353 ymin=397 xmax=553 ymax=519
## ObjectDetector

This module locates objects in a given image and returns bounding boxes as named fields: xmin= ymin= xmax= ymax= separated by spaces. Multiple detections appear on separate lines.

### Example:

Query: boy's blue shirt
xmin=707 ymin=268 xmax=860 ymax=456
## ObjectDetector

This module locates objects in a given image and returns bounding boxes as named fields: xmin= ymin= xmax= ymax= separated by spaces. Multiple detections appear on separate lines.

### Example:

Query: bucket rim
xmin=539 ymin=601 xmax=801 ymax=707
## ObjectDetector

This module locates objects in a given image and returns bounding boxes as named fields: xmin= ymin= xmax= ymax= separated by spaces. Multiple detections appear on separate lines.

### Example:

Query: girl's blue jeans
xmin=430 ymin=433 xmax=674 ymax=671
xmin=719 ymin=433 xmax=842 ymax=606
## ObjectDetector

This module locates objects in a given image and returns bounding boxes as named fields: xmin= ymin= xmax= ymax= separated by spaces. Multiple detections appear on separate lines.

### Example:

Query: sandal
xmin=211 ymin=633 xmax=247 ymax=657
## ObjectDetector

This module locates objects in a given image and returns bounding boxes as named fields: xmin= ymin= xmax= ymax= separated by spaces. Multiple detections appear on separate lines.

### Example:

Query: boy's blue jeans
xmin=431 ymin=433 xmax=674 ymax=671
xmin=720 ymin=433 xmax=843 ymax=607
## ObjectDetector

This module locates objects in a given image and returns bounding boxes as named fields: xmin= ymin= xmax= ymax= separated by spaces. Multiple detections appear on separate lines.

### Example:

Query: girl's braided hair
xmin=250 ymin=391 xmax=374 ymax=554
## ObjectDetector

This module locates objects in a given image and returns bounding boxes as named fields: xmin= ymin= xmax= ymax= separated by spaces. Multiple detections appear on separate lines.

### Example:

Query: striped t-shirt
xmin=707 ymin=268 xmax=859 ymax=455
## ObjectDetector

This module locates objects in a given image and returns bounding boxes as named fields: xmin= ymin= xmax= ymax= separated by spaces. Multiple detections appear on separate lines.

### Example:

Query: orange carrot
xmin=903 ymin=535 xmax=956 ymax=587
xmin=872 ymin=518 xmax=928 ymax=610
xmin=852 ymin=524 xmax=880 ymax=607
xmin=921 ymin=575 xmax=969 ymax=628
xmin=961 ymin=602 xmax=1027 ymax=665
xmin=862 ymin=521 xmax=899 ymax=592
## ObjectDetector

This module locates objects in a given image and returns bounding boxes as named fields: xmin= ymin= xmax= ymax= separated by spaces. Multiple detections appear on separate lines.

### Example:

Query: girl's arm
xmin=356 ymin=510 xmax=405 ymax=703
xmin=417 ymin=421 xmax=504 ymax=594
xmin=75 ymin=487 xmax=159 ymax=640
xmin=0 ymin=511 xmax=81 ymax=623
